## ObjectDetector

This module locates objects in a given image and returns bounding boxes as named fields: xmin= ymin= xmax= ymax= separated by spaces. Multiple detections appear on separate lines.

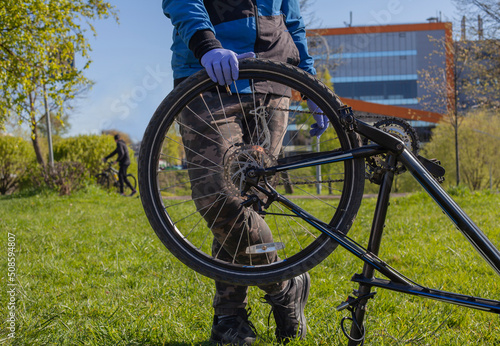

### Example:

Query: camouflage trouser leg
xmin=179 ymin=91 xmax=289 ymax=316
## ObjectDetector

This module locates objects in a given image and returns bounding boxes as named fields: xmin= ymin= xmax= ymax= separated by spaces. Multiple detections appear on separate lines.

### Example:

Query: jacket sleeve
xmin=105 ymin=149 xmax=117 ymax=161
xmin=281 ymin=0 xmax=316 ymax=76
xmin=162 ymin=0 xmax=222 ymax=60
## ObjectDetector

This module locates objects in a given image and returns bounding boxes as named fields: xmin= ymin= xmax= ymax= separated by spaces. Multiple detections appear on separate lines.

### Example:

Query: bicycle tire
xmin=96 ymin=173 xmax=110 ymax=190
xmin=129 ymin=174 xmax=137 ymax=189
xmin=139 ymin=59 xmax=365 ymax=286
xmin=126 ymin=174 xmax=137 ymax=192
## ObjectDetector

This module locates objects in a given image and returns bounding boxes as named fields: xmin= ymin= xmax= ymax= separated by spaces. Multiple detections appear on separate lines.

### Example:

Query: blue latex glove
xmin=307 ymin=99 xmax=329 ymax=137
xmin=201 ymin=49 xmax=255 ymax=86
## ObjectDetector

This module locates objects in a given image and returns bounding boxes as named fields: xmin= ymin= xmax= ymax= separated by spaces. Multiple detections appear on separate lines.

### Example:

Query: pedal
xmin=245 ymin=242 xmax=285 ymax=254
xmin=336 ymin=292 xmax=377 ymax=311
xmin=336 ymin=299 xmax=352 ymax=311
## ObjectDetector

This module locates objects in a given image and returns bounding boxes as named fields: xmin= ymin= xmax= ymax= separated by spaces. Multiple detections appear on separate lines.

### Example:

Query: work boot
xmin=264 ymin=272 xmax=310 ymax=343
xmin=210 ymin=309 xmax=257 ymax=345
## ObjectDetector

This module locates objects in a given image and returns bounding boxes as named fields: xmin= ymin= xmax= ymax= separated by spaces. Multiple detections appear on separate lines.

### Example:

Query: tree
xmin=0 ymin=0 xmax=117 ymax=166
xmin=38 ymin=111 xmax=71 ymax=137
xmin=299 ymin=0 xmax=319 ymax=28
xmin=453 ymin=0 xmax=500 ymax=38
xmin=422 ymin=110 xmax=500 ymax=191
xmin=101 ymin=129 xmax=133 ymax=146
xmin=418 ymin=33 xmax=499 ymax=185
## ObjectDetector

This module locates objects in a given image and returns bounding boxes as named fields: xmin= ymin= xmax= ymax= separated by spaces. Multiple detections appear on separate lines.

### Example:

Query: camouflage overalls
xmin=180 ymin=90 xmax=289 ymax=315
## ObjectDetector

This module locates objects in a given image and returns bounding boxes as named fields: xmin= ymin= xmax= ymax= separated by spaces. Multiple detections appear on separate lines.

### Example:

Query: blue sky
xmin=69 ymin=0 xmax=458 ymax=141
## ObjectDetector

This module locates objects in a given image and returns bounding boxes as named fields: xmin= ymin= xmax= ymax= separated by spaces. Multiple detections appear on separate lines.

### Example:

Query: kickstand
xmin=336 ymin=291 xmax=376 ymax=345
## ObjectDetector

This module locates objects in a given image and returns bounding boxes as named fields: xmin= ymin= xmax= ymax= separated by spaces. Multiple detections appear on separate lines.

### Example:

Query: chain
xmin=273 ymin=107 xmax=389 ymax=121
xmin=268 ymin=106 xmax=385 ymax=186
xmin=277 ymin=179 xmax=345 ymax=185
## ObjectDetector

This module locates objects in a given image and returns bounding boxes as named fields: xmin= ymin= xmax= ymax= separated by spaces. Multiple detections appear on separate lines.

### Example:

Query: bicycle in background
xmin=95 ymin=162 xmax=137 ymax=195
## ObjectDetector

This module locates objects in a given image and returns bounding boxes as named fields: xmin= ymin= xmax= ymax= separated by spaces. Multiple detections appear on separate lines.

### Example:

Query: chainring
xmin=364 ymin=118 xmax=420 ymax=183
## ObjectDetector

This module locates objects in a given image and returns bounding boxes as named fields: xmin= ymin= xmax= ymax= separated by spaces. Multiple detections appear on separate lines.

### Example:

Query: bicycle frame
xmin=249 ymin=107 xmax=500 ymax=344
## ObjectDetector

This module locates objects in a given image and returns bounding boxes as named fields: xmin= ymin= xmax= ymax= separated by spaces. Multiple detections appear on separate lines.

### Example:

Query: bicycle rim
xmin=139 ymin=59 xmax=365 ymax=285
xmin=126 ymin=174 xmax=137 ymax=192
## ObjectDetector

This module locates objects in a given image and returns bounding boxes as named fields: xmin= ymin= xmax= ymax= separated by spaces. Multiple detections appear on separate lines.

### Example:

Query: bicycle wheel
xmin=139 ymin=59 xmax=365 ymax=286
xmin=96 ymin=173 xmax=110 ymax=190
xmin=124 ymin=174 xmax=137 ymax=193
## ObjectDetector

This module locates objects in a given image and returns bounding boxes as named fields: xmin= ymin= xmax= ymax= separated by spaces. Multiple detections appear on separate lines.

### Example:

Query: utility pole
xmin=43 ymin=82 xmax=54 ymax=168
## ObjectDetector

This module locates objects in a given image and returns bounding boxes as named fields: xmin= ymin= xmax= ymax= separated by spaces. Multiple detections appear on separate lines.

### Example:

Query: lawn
xmin=1 ymin=186 xmax=499 ymax=345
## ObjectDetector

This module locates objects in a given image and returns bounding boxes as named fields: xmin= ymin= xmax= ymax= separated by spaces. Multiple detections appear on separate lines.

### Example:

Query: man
xmin=103 ymin=134 xmax=137 ymax=197
xmin=162 ymin=1 xmax=329 ymax=344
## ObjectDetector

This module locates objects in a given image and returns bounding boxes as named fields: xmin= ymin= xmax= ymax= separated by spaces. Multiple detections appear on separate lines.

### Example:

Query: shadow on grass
xmin=160 ymin=342 xmax=213 ymax=346
xmin=126 ymin=339 xmax=214 ymax=346
xmin=0 ymin=187 xmax=48 ymax=200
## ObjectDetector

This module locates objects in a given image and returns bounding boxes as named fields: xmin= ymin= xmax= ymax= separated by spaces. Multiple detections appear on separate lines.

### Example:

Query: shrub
xmin=53 ymin=134 xmax=115 ymax=177
xmin=53 ymin=134 xmax=138 ymax=180
xmin=30 ymin=161 xmax=87 ymax=195
xmin=0 ymin=135 xmax=35 ymax=194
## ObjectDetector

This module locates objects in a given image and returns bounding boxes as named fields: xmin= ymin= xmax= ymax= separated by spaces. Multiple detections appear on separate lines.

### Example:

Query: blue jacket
xmin=162 ymin=0 xmax=316 ymax=83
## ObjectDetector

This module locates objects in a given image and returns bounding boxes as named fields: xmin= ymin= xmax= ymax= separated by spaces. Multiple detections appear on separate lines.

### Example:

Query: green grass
xmin=0 ymin=186 xmax=499 ymax=345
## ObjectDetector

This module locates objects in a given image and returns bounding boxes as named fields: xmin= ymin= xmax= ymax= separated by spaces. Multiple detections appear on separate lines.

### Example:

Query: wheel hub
xmin=223 ymin=144 xmax=277 ymax=197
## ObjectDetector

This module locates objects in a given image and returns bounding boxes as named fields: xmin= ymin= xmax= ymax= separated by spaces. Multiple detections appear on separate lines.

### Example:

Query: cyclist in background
xmin=103 ymin=134 xmax=137 ymax=197
xmin=162 ymin=1 xmax=328 ymax=344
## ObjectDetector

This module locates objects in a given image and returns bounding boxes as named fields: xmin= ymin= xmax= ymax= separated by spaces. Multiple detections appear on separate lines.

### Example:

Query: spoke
xmin=172 ymin=193 xmax=229 ymax=226
xmin=185 ymin=104 xmax=232 ymax=147
xmin=233 ymin=82 xmax=253 ymax=145
xmin=250 ymin=79 xmax=257 ymax=141
xmin=175 ymin=118 xmax=228 ymax=149
xmin=215 ymin=87 xmax=238 ymax=143
xmin=270 ymin=208 xmax=288 ymax=259
xmin=159 ymin=151 xmax=220 ymax=174
xmin=159 ymin=171 xmax=220 ymax=192
xmin=213 ymin=210 xmax=242 ymax=262
xmin=271 ymin=202 xmax=318 ymax=240
xmin=173 ymin=193 xmax=232 ymax=254
xmin=278 ymin=172 xmax=341 ymax=207
xmin=197 ymin=94 xmax=233 ymax=147
xmin=163 ymin=191 xmax=223 ymax=209
xmin=164 ymin=133 xmax=223 ymax=170
xmin=283 ymin=113 xmax=315 ymax=150
xmin=317 ymin=136 xmax=341 ymax=147
xmin=244 ymin=216 xmax=254 ymax=265
xmin=248 ymin=79 xmax=265 ymax=147
xmin=266 ymin=90 xmax=293 ymax=155
xmin=288 ymin=182 xmax=340 ymax=209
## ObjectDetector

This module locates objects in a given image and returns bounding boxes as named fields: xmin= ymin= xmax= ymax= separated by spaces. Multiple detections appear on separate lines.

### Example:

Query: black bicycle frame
xmin=252 ymin=112 xmax=500 ymax=344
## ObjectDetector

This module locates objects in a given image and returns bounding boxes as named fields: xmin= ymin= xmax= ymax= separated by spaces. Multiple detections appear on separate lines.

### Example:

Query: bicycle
xmin=96 ymin=162 xmax=137 ymax=195
xmin=138 ymin=59 xmax=500 ymax=344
